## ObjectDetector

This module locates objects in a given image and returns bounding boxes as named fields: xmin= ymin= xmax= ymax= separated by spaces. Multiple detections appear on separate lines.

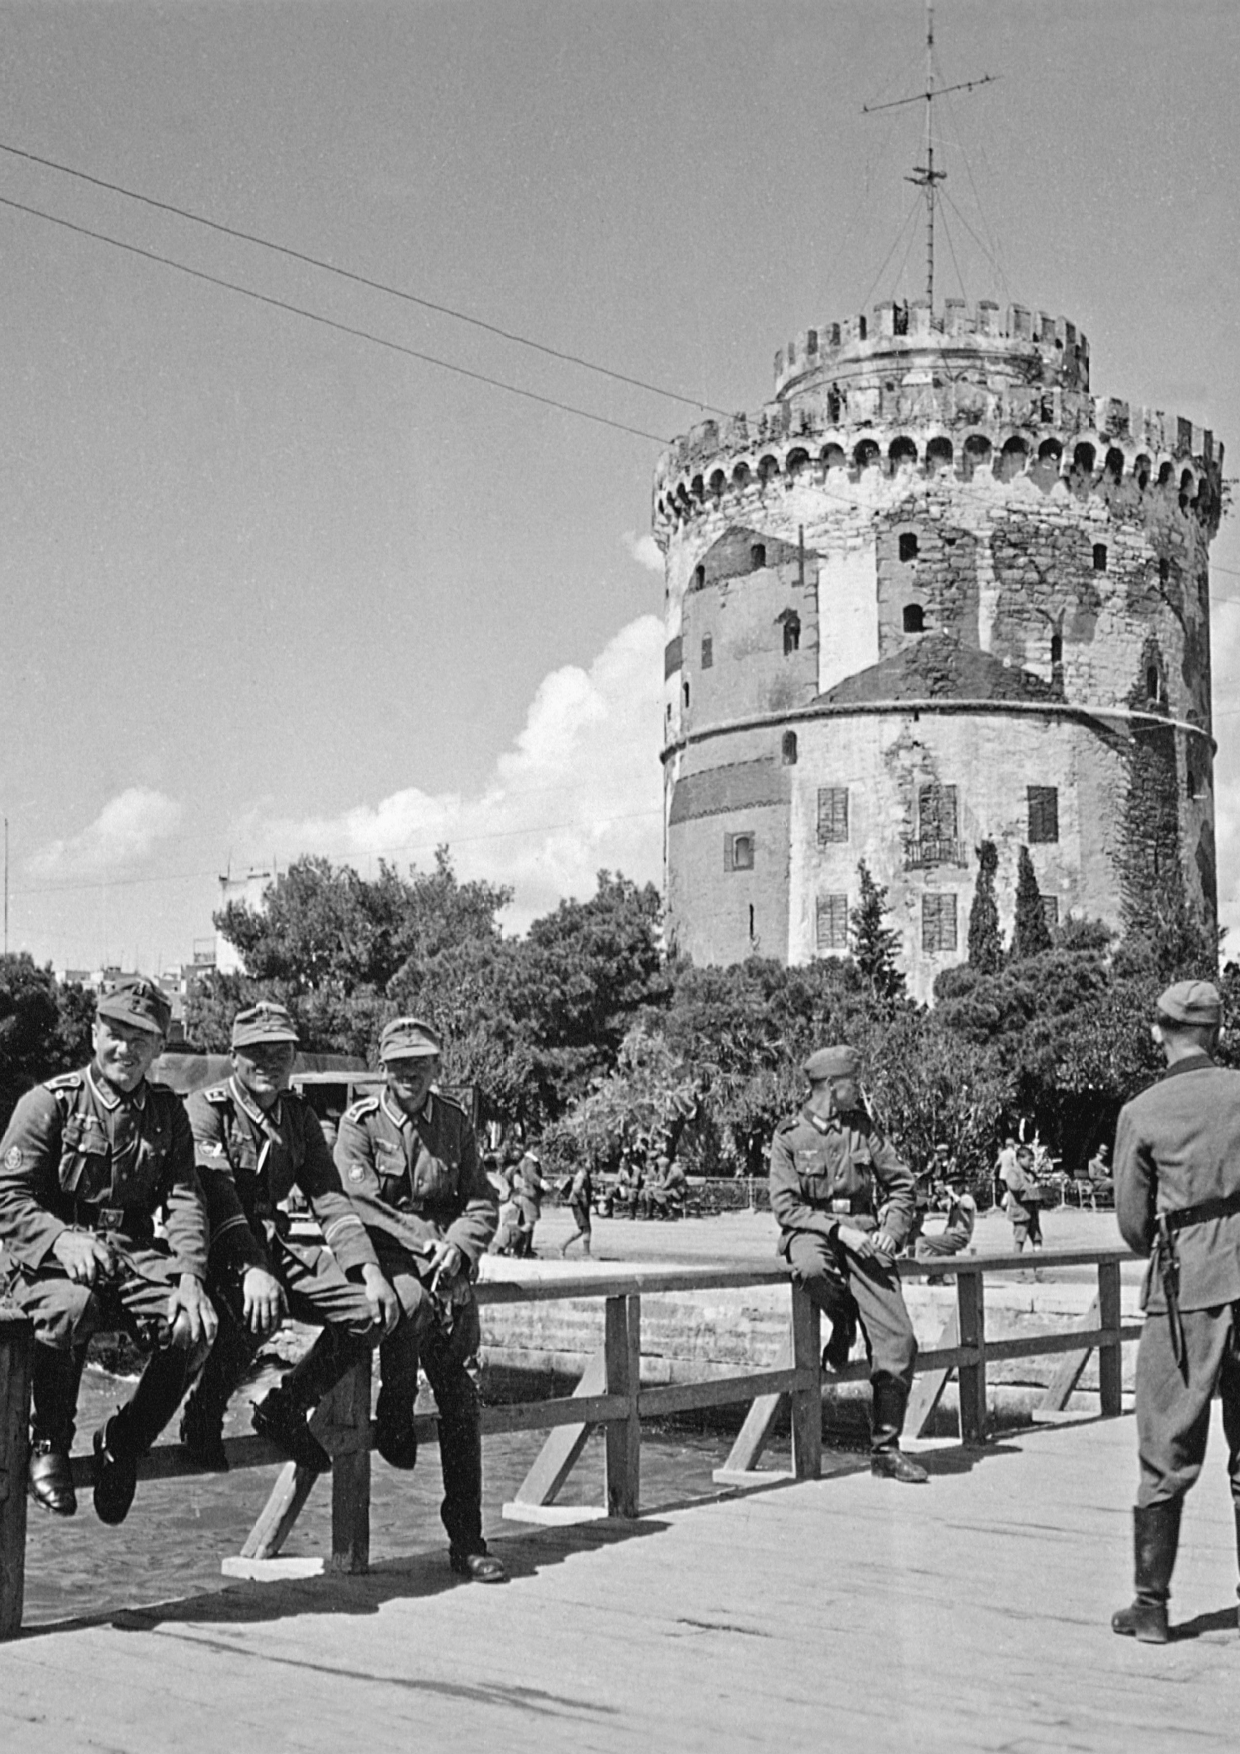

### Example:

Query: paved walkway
xmin=3 ymin=1408 xmax=1236 ymax=1753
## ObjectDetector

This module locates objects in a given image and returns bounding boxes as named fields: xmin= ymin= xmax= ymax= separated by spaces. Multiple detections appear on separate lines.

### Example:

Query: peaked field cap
xmin=379 ymin=1016 xmax=442 ymax=1061
xmin=804 ymin=1044 xmax=860 ymax=1082
xmin=96 ymin=976 xmax=171 ymax=1038
xmin=1156 ymin=980 xmax=1222 ymax=1027
xmin=232 ymin=1001 xmax=299 ymax=1048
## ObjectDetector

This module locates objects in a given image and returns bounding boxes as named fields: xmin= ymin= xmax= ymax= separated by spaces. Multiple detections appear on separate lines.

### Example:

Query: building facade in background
xmin=654 ymin=299 xmax=1224 ymax=1000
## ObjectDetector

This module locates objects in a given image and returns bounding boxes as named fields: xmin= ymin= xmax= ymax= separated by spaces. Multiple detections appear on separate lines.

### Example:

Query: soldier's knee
xmin=30 ymin=1283 xmax=98 ymax=1348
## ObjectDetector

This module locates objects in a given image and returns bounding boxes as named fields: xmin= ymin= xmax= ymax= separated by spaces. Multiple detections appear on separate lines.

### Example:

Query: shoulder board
xmin=202 ymin=1084 xmax=232 ymax=1104
xmin=433 ymin=1090 xmax=466 ymax=1117
xmin=44 ymin=1072 xmax=84 ymax=1092
xmin=776 ymin=1115 xmax=802 ymax=1135
xmin=344 ymin=1095 xmax=381 ymax=1121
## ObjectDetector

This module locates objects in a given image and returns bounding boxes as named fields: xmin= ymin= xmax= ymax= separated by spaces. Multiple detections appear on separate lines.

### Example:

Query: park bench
xmin=0 ymin=1245 xmax=1139 ymax=1638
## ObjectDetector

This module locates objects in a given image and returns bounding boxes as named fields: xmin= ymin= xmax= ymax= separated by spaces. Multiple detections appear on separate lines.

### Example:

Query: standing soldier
xmin=1112 ymin=980 xmax=1240 ymax=1644
xmin=179 ymin=1001 xmax=401 ymax=1473
xmin=0 ymin=977 xmax=217 ymax=1523
xmin=335 ymin=1017 xmax=507 ymax=1583
xmin=769 ymin=1044 xmax=926 ymax=1483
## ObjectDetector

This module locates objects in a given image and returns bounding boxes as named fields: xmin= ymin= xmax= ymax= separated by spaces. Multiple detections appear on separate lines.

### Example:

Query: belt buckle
xmin=98 ymin=1206 xmax=126 ymax=1233
xmin=830 ymin=1197 xmax=851 ymax=1214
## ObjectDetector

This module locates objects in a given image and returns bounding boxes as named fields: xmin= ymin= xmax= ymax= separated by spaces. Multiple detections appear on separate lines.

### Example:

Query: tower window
xmin=1051 ymin=634 xmax=1063 ymax=665
xmin=1041 ymin=895 xmax=1060 ymax=933
xmin=817 ymin=787 xmax=849 ymax=844
xmin=1092 ymin=544 xmax=1108 ymax=572
xmin=783 ymin=613 xmax=801 ymax=655
xmin=816 ymin=893 xmax=849 ymax=953
xmin=903 ymin=604 xmax=925 ymax=634
xmin=701 ymin=635 xmax=713 ymax=670
xmin=750 ymin=543 xmax=766 ymax=570
xmin=1028 ymin=786 xmax=1059 ymax=844
xmin=725 ymin=832 xmax=755 ymax=872
xmin=682 ymin=680 xmax=690 ymax=710
xmin=899 ymin=532 xmax=919 ymax=562
xmin=748 ymin=903 xmax=756 ymax=940
xmin=693 ymin=564 xmax=705 ymax=589
xmin=922 ymin=893 xmax=958 ymax=953
xmin=781 ymin=731 xmax=798 ymax=766
xmin=1146 ymin=667 xmax=1159 ymax=701
xmin=1159 ymin=557 xmax=1170 ymax=583
xmin=919 ymin=784 xmax=958 ymax=842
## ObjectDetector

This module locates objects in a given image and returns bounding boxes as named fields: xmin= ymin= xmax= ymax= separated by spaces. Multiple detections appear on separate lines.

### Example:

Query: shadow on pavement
xmin=15 ymin=1516 xmax=669 ymax=1641
xmin=1172 ymin=1605 xmax=1238 ymax=1641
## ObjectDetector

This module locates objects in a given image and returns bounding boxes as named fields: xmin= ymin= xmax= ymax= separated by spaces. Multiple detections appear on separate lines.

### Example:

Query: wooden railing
xmin=0 ymin=1246 xmax=1139 ymax=1638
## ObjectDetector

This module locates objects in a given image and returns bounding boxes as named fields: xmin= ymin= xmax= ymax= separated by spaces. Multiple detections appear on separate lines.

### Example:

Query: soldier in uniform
xmin=0 ymin=976 xmax=216 ymax=1524
xmin=1112 ymin=979 xmax=1240 ymax=1644
xmin=769 ymin=1044 xmax=926 ymax=1483
xmin=178 ymin=1001 xmax=402 ymax=1473
xmin=335 ymin=1016 xmax=507 ymax=1582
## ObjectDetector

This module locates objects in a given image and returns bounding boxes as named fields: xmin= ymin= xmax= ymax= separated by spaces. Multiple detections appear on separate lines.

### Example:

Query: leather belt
xmin=1163 ymin=1191 xmax=1240 ymax=1233
xmin=74 ymin=1205 xmax=154 ymax=1243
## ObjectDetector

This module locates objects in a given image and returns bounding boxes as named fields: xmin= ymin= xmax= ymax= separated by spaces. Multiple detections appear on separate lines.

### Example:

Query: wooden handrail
xmin=0 ymin=1245 xmax=1141 ymax=1637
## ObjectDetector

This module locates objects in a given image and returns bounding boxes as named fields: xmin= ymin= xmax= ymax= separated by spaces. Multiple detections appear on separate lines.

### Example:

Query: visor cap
xmin=95 ymin=976 xmax=171 ymax=1039
xmin=1156 ymin=980 xmax=1222 ymax=1028
xmin=804 ymin=1044 xmax=860 ymax=1083
xmin=232 ymin=1001 xmax=300 ymax=1048
xmin=379 ymin=1016 xmax=442 ymax=1062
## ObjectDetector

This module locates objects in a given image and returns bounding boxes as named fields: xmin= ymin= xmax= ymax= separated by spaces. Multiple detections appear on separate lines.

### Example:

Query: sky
xmin=1 ymin=0 xmax=1238 ymax=973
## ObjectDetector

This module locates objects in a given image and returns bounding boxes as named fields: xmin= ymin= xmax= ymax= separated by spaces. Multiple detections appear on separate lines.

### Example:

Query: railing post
xmin=955 ymin=1270 xmax=987 ymax=1444
xmin=0 ymin=1312 xmax=33 ymax=1640
xmin=328 ymin=1352 xmax=372 ymax=1574
xmin=1097 ymin=1258 xmax=1123 ymax=1417
xmin=604 ymin=1293 xmax=640 ymax=1517
xmin=789 ymin=1280 xmax=822 ymax=1479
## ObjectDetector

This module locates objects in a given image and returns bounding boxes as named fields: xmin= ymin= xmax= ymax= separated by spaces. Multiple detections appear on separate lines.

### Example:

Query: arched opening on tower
xmin=758 ymin=454 xmax=780 ymax=485
xmin=853 ymin=438 xmax=880 ymax=471
xmin=963 ymin=434 xmax=992 ymax=476
xmin=1105 ymin=448 xmax=1125 ymax=482
xmin=1037 ymin=437 xmax=1063 ymax=465
xmin=786 ymin=447 xmax=809 ymax=478
xmin=732 ymin=462 xmax=751 ymax=491
xmin=1073 ymin=442 xmax=1096 ymax=476
xmin=820 ymin=443 xmax=846 ymax=472
xmin=690 ymin=474 xmax=705 ymax=502
xmin=889 ymin=435 xmax=918 ymax=468
xmin=926 ymin=436 xmax=954 ymax=473
xmin=750 ymin=543 xmax=767 ymax=570
xmin=782 ymin=612 xmax=801 ymax=655
xmin=693 ymin=563 xmax=706 ymax=589
xmin=682 ymin=680 xmax=691 ymax=710
xmin=899 ymin=531 xmax=920 ymax=563
xmin=1092 ymin=544 xmax=1108 ymax=573
xmin=902 ymin=604 xmax=926 ymax=634
xmin=827 ymin=388 xmax=843 ymax=424
xmin=709 ymin=469 xmax=726 ymax=502
xmin=1051 ymin=633 xmax=1063 ymax=666
xmin=1134 ymin=454 xmax=1152 ymax=489
xmin=782 ymin=731 xmax=798 ymax=766
xmin=998 ymin=436 xmax=1029 ymax=481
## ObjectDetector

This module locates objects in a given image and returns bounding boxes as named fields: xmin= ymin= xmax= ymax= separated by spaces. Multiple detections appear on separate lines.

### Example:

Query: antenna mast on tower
xmin=862 ymin=1 xmax=996 ymax=307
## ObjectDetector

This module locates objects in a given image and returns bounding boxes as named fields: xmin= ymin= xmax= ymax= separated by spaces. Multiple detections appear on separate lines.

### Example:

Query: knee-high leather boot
xmin=28 ymin=1344 xmax=87 ymax=1516
xmin=179 ymin=1309 xmax=256 ymax=1470
xmin=1112 ymin=1500 xmax=1182 ymax=1643
xmin=869 ymin=1376 xmax=928 ymax=1484
xmin=252 ymin=1326 xmax=369 ymax=1474
xmin=93 ymin=1342 xmax=195 ymax=1526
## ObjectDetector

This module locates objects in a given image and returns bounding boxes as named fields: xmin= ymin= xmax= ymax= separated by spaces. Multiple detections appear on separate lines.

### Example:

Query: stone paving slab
xmin=3 ymin=1407 xmax=1236 ymax=1754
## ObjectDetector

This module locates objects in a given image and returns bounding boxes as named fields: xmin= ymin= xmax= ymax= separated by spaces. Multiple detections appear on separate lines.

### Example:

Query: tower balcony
xmin=902 ymin=837 xmax=967 ymax=871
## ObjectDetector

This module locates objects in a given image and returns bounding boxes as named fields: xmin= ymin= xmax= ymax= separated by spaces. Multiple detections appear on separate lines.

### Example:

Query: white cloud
xmin=622 ymin=530 xmax=664 ymax=573
xmin=241 ymin=615 xmax=665 ymax=931
xmin=29 ymin=788 xmax=184 ymax=878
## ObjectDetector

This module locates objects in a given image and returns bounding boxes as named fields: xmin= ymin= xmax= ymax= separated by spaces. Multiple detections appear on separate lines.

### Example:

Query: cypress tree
xmin=967 ymin=840 xmax=1003 ymax=972
xmin=850 ymin=860 xmax=905 ymax=1001
xmin=1011 ymin=845 xmax=1052 ymax=961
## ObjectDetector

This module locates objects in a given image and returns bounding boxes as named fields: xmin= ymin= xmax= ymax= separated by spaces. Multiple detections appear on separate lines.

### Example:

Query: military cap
xmin=1156 ymin=980 xmax=1222 ymax=1027
xmin=96 ymin=975 xmax=171 ymax=1038
xmin=804 ymin=1044 xmax=860 ymax=1082
xmin=379 ymin=1015 xmax=442 ymax=1062
xmin=231 ymin=1000 xmax=299 ymax=1048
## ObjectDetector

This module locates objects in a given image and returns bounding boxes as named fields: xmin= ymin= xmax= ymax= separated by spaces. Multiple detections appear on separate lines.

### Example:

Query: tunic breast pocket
xmin=58 ymin=1117 xmax=109 ymax=1198
xmin=413 ymin=1155 xmax=457 ymax=1201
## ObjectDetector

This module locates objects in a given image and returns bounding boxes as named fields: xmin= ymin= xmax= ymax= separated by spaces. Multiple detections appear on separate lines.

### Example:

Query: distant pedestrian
xmin=1003 ymin=1144 xmax=1044 ymax=1252
xmin=513 ymin=1150 xmax=549 ymax=1257
xmin=914 ymin=1168 xmax=977 ymax=1282
xmin=561 ymin=1164 xmax=593 ymax=1257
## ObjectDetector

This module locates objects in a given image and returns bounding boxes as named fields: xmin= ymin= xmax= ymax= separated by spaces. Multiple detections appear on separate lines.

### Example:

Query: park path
xmin=2 ymin=1407 xmax=1236 ymax=1754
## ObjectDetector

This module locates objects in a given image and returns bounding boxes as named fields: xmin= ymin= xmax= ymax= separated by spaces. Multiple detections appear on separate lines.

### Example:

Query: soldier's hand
xmin=361 ymin=1264 xmax=401 ymax=1335
xmin=167 ymin=1274 xmax=218 ymax=1351
xmin=51 ymin=1228 xmax=117 ymax=1286
xmin=834 ymin=1224 xmax=876 ymax=1259
xmin=427 ymin=1240 xmax=464 ymax=1297
xmin=241 ymin=1266 xmax=286 ymax=1337
xmin=871 ymin=1230 xmax=898 ymax=1262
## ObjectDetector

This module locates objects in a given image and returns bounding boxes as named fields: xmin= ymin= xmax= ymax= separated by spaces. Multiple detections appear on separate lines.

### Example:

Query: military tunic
xmin=187 ymin=1076 xmax=380 ymax=1344
xmin=335 ymin=1087 xmax=497 ymax=1552
xmin=769 ymin=1106 xmax=919 ymax=1436
xmin=0 ymin=1063 xmax=208 ymax=1349
xmin=1114 ymin=1052 xmax=1240 ymax=1506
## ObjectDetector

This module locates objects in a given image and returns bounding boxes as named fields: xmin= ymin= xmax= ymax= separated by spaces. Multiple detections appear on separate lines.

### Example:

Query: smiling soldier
xmin=0 ymin=976 xmax=217 ymax=1524
xmin=334 ymin=1016 xmax=506 ymax=1582
xmin=178 ymin=1000 xmax=401 ymax=1473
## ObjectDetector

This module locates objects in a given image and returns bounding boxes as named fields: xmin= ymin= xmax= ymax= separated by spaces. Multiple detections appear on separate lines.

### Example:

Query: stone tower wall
xmin=655 ymin=301 xmax=1223 ymax=999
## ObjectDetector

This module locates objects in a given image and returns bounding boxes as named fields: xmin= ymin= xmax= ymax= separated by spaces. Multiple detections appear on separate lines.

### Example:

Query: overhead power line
xmin=0 ymin=193 xmax=669 ymax=444
xmin=0 ymin=138 xmax=729 ymax=419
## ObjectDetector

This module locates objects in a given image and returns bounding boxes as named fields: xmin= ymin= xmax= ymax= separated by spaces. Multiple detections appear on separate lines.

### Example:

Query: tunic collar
xmin=228 ymin=1073 xmax=283 ymax=1129
xmin=382 ymin=1089 xmax=433 ymax=1131
xmin=88 ymin=1062 xmax=146 ymax=1113
xmin=1160 ymin=1052 xmax=1215 ymax=1082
